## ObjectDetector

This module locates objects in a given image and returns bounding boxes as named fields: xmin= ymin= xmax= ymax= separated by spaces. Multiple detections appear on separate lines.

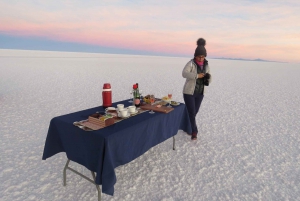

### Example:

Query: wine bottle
xmin=134 ymin=83 xmax=141 ymax=107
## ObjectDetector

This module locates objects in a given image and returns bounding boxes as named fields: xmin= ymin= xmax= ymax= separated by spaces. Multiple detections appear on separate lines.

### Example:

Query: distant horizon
xmin=0 ymin=46 xmax=290 ymax=64
xmin=0 ymin=47 xmax=291 ymax=64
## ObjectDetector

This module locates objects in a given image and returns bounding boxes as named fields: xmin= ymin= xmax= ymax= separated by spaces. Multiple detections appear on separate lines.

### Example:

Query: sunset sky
xmin=0 ymin=0 xmax=299 ymax=63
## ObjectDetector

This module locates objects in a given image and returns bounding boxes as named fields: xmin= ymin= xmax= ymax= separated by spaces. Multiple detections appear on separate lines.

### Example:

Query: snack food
xmin=143 ymin=95 xmax=151 ymax=103
xmin=171 ymin=101 xmax=179 ymax=105
xmin=162 ymin=96 xmax=171 ymax=102
xmin=88 ymin=114 xmax=115 ymax=127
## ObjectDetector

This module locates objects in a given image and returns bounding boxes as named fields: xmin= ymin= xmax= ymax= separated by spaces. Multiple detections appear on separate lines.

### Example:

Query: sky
xmin=0 ymin=0 xmax=300 ymax=63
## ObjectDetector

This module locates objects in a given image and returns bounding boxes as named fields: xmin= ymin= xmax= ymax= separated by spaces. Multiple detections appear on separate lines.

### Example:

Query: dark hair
xmin=197 ymin=38 xmax=206 ymax=46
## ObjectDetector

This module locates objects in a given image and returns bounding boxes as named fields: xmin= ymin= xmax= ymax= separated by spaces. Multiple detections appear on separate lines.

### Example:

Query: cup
xmin=120 ymin=109 xmax=128 ymax=117
xmin=105 ymin=107 xmax=116 ymax=111
xmin=128 ymin=106 xmax=136 ymax=113
xmin=117 ymin=104 xmax=124 ymax=111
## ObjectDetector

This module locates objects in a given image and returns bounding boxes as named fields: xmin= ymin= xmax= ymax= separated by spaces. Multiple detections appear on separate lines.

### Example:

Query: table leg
xmin=62 ymin=159 xmax=102 ymax=201
xmin=173 ymin=136 xmax=176 ymax=150
xmin=63 ymin=159 xmax=70 ymax=186
xmin=91 ymin=171 xmax=101 ymax=201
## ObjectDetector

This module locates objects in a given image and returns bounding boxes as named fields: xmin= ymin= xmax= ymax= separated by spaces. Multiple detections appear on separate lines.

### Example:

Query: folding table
xmin=42 ymin=99 xmax=191 ymax=200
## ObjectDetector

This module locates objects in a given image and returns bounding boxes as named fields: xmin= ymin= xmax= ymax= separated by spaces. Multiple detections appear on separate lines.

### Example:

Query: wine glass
xmin=149 ymin=94 xmax=155 ymax=114
xmin=167 ymin=93 xmax=172 ymax=107
xmin=128 ymin=90 xmax=133 ymax=103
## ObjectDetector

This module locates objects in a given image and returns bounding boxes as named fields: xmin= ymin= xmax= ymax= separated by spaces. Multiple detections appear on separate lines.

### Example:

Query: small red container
xmin=102 ymin=83 xmax=112 ymax=108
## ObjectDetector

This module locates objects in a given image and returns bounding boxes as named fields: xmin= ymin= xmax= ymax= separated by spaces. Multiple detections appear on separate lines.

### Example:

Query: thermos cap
xmin=103 ymin=83 xmax=111 ymax=89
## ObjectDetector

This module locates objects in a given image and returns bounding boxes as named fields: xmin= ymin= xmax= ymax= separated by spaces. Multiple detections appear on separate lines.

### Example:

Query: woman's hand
xmin=198 ymin=73 xmax=205 ymax=78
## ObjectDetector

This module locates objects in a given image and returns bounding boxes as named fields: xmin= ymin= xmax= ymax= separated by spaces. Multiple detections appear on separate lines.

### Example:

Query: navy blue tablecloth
xmin=42 ymin=99 xmax=191 ymax=196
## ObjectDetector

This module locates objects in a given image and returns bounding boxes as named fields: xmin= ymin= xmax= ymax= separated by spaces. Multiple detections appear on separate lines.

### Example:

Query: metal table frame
xmin=62 ymin=136 xmax=176 ymax=200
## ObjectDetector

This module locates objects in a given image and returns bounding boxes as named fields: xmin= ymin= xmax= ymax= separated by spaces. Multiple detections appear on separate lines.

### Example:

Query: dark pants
xmin=183 ymin=93 xmax=204 ymax=134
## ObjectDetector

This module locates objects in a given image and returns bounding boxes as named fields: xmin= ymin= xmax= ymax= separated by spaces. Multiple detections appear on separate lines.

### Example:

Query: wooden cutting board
xmin=140 ymin=103 xmax=174 ymax=113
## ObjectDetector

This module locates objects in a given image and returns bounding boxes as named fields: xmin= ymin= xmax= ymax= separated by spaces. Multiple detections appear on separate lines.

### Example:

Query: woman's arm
xmin=182 ymin=61 xmax=198 ymax=79
xmin=206 ymin=64 xmax=212 ymax=83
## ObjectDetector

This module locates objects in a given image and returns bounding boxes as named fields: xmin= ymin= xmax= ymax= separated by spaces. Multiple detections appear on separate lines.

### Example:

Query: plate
xmin=105 ymin=107 xmax=116 ymax=111
xmin=118 ymin=113 xmax=131 ymax=118
xmin=129 ymin=110 xmax=138 ymax=115
xmin=106 ymin=109 xmax=117 ymax=114
xmin=171 ymin=101 xmax=180 ymax=106
xmin=105 ymin=112 xmax=117 ymax=117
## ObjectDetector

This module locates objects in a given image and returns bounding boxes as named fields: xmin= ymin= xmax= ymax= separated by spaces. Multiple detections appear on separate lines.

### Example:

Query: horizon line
xmin=0 ymin=48 xmax=296 ymax=64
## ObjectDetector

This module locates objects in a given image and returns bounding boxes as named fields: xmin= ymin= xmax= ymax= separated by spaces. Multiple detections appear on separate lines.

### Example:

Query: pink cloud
xmin=1 ymin=0 xmax=300 ymax=62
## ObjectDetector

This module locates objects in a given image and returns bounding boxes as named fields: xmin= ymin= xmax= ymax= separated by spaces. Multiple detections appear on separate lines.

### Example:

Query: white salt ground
xmin=0 ymin=49 xmax=299 ymax=201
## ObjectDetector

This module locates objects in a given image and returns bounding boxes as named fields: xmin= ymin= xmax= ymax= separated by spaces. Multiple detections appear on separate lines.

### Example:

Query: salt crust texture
xmin=0 ymin=49 xmax=299 ymax=201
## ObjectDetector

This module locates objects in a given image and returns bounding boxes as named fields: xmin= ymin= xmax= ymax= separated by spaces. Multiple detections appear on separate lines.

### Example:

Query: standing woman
xmin=182 ymin=38 xmax=212 ymax=140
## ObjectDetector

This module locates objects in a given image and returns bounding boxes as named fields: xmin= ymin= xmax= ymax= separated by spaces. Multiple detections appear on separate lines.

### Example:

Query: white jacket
xmin=182 ymin=59 xmax=212 ymax=95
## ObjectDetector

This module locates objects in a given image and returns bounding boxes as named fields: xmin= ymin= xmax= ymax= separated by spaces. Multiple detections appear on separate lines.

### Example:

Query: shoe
xmin=191 ymin=132 xmax=197 ymax=140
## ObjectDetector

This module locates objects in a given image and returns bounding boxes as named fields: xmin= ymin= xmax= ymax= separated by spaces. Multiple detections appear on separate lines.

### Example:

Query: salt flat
xmin=0 ymin=49 xmax=299 ymax=201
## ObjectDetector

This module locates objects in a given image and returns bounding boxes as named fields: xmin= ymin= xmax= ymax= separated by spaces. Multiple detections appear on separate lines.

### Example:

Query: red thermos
xmin=102 ymin=83 xmax=112 ymax=108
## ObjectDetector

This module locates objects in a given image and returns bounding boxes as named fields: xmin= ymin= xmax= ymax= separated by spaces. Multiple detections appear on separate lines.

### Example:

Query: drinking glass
xmin=167 ymin=93 xmax=172 ymax=107
xmin=128 ymin=90 xmax=133 ymax=103
xmin=149 ymin=94 xmax=155 ymax=114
